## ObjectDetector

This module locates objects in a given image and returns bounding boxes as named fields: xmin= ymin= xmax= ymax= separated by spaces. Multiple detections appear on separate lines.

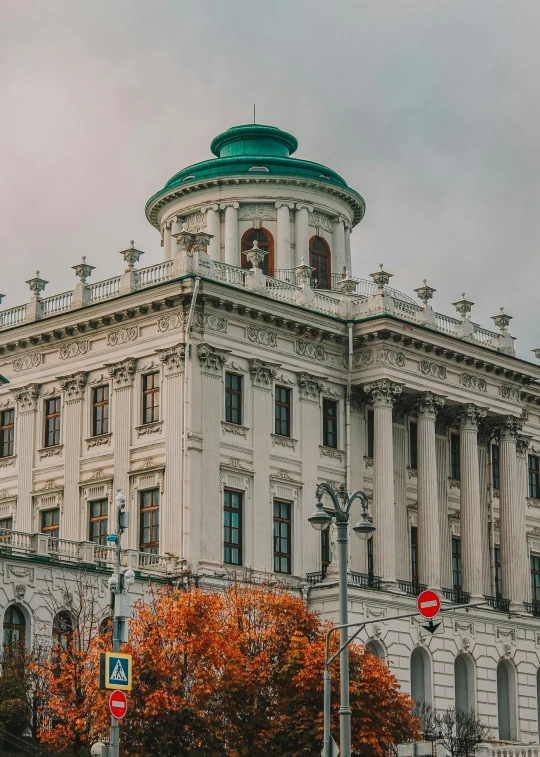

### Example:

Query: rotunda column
xmin=332 ymin=216 xmax=346 ymax=277
xmin=162 ymin=222 xmax=172 ymax=262
xmin=459 ymin=404 xmax=487 ymax=598
xmin=363 ymin=379 xmax=402 ymax=586
xmin=344 ymin=224 xmax=352 ymax=274
xmin=220 ymin=202 xmax=240 ymax=266
xmin=275 ymin=202 xmax=293 ymax=270
xmin=203 ymin=204 xmax=221 ymax=261
xmin=415 ymin=392 xmax=445 ymax=590
xmin=294 ymin=204 xmax=311 ymax=266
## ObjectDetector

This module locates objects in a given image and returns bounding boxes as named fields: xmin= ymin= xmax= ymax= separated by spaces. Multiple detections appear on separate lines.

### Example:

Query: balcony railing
xmin=306 ymin=571 xmax=326 ymax=585
xmin=441 ymin=587 xmax=471 ymax=605
xmin=484 ymin=594 xmax=511 ymax=613
xmin=349 ymin=572 xmax=383 ymax=590
xmin=524 ymin=601 xmax=540 ymax=618
xmin=398 ymin=579 xmax=427 ymax=597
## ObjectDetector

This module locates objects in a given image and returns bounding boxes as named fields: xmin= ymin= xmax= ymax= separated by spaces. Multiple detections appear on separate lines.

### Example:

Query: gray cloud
xmin=1 ymin=0 xmax=539 ymax=357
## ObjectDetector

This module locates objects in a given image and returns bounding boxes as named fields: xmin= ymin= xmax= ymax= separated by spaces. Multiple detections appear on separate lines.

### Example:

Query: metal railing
xmin=349 ymin=571 xmax=383 ymax=590
xmin=484 ymin=594 xmax=511 ymax=613
xmin=441 ymin=587 xmax=471 ymax=605
xmin=397 ymin=579 xmax=427 ymax=597
xmin=524 ymin=601 xmax=540 ymax=618
xmin=306 ymin=570 xmax=326 ymax=585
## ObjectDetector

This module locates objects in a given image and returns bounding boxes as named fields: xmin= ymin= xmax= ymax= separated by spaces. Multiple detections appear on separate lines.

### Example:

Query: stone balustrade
xmin=476 ymin=746 xmax=540 ymax=757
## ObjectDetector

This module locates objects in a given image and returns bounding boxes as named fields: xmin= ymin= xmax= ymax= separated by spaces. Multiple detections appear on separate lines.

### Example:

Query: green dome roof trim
xmin=210 ymin=124 xmax=298 ymax=158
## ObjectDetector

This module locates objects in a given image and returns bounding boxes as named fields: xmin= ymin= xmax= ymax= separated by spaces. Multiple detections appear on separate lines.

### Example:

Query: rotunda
xmin=145 ymin=123 xmax=365 ymax=287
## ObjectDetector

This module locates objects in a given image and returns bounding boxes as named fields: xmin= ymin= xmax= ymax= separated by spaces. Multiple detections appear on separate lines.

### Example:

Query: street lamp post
xmin=308 ymin=482 xmax=375 ymax=757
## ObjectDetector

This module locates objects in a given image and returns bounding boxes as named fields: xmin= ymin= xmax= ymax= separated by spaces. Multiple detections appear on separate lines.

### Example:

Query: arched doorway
xmin=309 ymin=236 xmax=331 ymax=289
xmin=454 ymin=653 xmax=475 ymax=712
xmin=241 ymin=228 xmax=274 ymax=277
xmin=497 ymin=659 xmax=517 ymax=741
xmin=3 ymin=605 xmax=26 ymax=658
xmin=411 ymin=647 xmax=432 ymax=705
xmin=365 ymin=639 xmax=386 ymax=659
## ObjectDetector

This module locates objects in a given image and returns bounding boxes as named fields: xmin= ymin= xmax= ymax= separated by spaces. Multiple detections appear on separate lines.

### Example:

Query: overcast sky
xmin=1 ymin=0 xmax=539 ymax=358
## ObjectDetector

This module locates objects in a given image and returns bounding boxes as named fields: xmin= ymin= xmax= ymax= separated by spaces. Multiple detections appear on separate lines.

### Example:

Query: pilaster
xmin=58 ymin=372 xmax=87 ymax=541
xmin=10 ymin=384 xmax=40 ymax=532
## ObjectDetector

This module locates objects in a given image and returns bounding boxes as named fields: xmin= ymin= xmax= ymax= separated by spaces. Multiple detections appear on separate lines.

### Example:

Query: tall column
xmin=364 ymin=380 xmax=402 ymax=585
xmin=332 ymin=216 xmax=346 ymax=277
xmin=157 ymin=345 xmax=185 ymax=556
xmin=344 ymin=224 xmax=352 ymax=274
xmin=459 ymin=404 xmax=487 ymax=598
xmin=59 ymin=372 xmax=87 ymax=541
xmin=10 ymin=384 xmax=40 ymax=532
xmin=477 ymin=426 xmax=492 ymax=595
xmin=163 ymin=223 xmax=172 ymax=262
xmin=415 ymin=392 xmax=444 ymax=589
xmin=249 ymin=360 xmax=276 ymax=572
xmin=392 ymin=407 xmax=410 ymax=581
xmin=517 ymin=435 xmax=532 ymax=602
xmin=106 ymin=359 xmax=136 ymax=543
xmin=204 ymin=205 xmax=221 ymax=261
xmin=221 ymin=203 xmax=239 ymax=266
xmin=298 ymin=372 xmax=325 ymax=574
xmin=436 ymin=432 xmax=452 ymax=588
xmin=275 ymin=202 xmax=293 ymax=270
xmin=499 ymin=417 xmax=529 ymax=607
xmin=294 ymin=204 xmax=310 ymax=266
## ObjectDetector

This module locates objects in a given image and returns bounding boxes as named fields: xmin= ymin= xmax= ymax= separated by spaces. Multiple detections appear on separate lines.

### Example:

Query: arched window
xmin=241 ymin=228 xmax=274 ymax=277
xmin=3 ymin=606 xmax=25 ymax=657
xmin=309 ymin=236 xmax=331 ymax=290
xmin=497 ymin=659 xmax=518 ymax=741
xmin=411 ymin=647 xmax=432 ymax=705
xmin=53 ymin=612 xmax=73 ymax=650
xmin=365 ymin=639 xmax=386 ymax=659
xmin=454 ymin=654 xmax=475 ymax=712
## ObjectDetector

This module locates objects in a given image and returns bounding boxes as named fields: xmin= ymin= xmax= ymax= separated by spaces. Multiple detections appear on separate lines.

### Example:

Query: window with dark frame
xmin=492 ymin=444 xmax=500 ymax=490
xmin=0 ymin=517 xmax=13 ymax=544
xmin=273 ymin=500 xmax=292 ymax=574
xmin=322 ymin=398 xmax=338 ymax=449
xmin=309 ymin=236 xmax=331 ymax=290
xmin=92 ymin=385 xmax=109 ymax=436
xmin=44 ymin=398 xmax=61 ymax=448
xmin=367 ymin=409 xmax=374 ymax=458
xmin=225 ymin=373 xmax=243 ymax=425
xmin=0 ymin=410 xmax=14 ymax=459
xmin=450 ymin=433 xmax=461 ymax=480
xmin=274 ymin=386 xmax=291 ymax=437
xmin=452 ymin=537 xmax=462 ymax=590
xmin=140 ymin=489 xmax=159 ymax=554
xmin=241 ymin=228 xmax=275 ymax=277
xmin=529 ymin=455 xmax=540 ymax=499
xmin=495 ymin=547 xmax=503 ymax=598
xmin=3 ymin=606 xmax=25 ymax=659
xmin=142 ymin=373 xmax=160 ymax=425
xmin=41 ymin=508 xmax=60 ymax=539
xmin=89 ymin=499 xmax=109 ymax=546
xmin=411 ymin=526 xmax=419 ymax=584
xmin=531 ymin=555 xmax=540 ymax=604
xmin=224 ymin=490 xmax=242 ymax=566
xmin=322 ymin=528 xmax=331 ymax=574
xmin=409 ymin=421 xmax=418 ymax=469
xmin=53 ymin=611 xmax=73 ymax=651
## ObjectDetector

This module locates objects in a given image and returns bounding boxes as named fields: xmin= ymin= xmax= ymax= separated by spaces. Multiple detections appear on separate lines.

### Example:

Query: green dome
xmin=210 ymin=124 xmax=298 ymax=158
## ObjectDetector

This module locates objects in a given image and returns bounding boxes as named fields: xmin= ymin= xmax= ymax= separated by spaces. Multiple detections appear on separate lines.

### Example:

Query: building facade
xmin=1 ymin=123 xmax=540 ymax=747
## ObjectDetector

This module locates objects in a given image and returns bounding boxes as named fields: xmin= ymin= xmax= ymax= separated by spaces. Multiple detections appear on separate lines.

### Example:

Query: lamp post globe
xmin=308 ymin=506 xmax=332 ymax=531
xmin=353 ymin=513 xmax=376 ymax=541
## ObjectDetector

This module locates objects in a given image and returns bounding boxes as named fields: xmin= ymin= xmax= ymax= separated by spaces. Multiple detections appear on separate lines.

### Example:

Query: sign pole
xmin=109 ymin=492 xmax=128 ymax=757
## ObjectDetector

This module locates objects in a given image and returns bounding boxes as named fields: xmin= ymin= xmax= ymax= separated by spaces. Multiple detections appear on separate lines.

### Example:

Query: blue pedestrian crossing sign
xmin=103 ymin=652 xmax=132 ymax=691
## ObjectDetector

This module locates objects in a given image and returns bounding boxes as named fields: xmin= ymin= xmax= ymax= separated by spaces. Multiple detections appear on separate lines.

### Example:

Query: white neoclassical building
xmin=1 ymin=122 xmax=540 ymax=750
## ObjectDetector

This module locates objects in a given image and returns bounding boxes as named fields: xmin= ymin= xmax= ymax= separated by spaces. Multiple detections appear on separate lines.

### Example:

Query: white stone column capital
xmin=201 ymin=204 xmax=220 ymax=214
xmin=275 ymin=201 xmax=294 ymax=209
xmin=516 ymin=434 xmax=532 ymax=457
xmin=364 ymin=380 xmax=403 ymax=408
xmin=219 ymin=201 xmax=239 ymax=210
xmin=58 ymin=371 xmax=87 ymax=402
xmin=295 ymin=203 xmax=314 ymax=212
xmin=498 ymin=415 xmax=523 ymax=441
xmin=105 ymin=358 xmax=137 ymax=389
xmin=10 ymin=383 xmax=40 ymax=413
xmin=414 ymin=392 xmax=445 ymax=420
xmin=459 ymin=404 xmax=487 ymax=431
xmin=332 ymin=215 xmax=346 ymax=227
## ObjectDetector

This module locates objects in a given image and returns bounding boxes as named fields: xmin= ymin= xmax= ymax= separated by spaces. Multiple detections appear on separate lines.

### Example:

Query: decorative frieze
xmin=352 ymin=348 xmax=405 ymax=368
xmin=59 ymin=371 xmax=87 ymax=401
xmin=320 ymin=446 xmax=343 ymax=462
xmin=136 ymin=421 xmax=163 ymax=437
xmin=249 ymin=359 xmax=277 ymax=389
xmin=13 ymin=352 xmax=42 ymax=372
xmin=106 ymin=325 xmax=139 ymax=346
xmin=238 ymin=204 xmax=277 ymax=221
xmin=184 ymin=211 xmax=205 ymax=232
xmin=106 ymin=358 xmax=137 ymax=389
xmin=461 ymin=373 xmax=487 ymax=393
xmin=295 ymin=340 xmax=325 ymax=361
xmin=308 ymin=211 xmax=332 ymax=232
xmin=38 ymin=445 xmax=63 ymax=460
xmin=86 ymin=434 xmax=112 ymax=449
xmin=194 ymin=311 xmax=228 ymax=333
xmin=157 ymin=344 xmax=185 ymax=375
xmin=221 ymin=422 xmax=248 ymax=438
xmin=271 ymin=435 xmax=297 ymax=451
xmin=157 ymin=311 xmax=184 ymax=332
xmin=247 ymin=326 xmax=278 ymax=347
xmin=11 ymin=384 xmax=40 ymax=412
xmin=198 ymin=343 xmax=229 ymax=376
xmin=0 ymin=456 xmax=16 ymax=468
xmin=59 ymin=338 xmax=89 ymax=360
xmin=297 ymin=372 xmax=324 ymax=402
xmin=420 ymin=359 xmax=447 ymax=380
xmin=501 ymin=384 xmax=522 ymax=403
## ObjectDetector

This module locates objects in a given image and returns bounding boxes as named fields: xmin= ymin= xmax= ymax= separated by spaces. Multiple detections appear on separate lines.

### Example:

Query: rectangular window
xmin=224 ymin=490 xmax=242 ymax=565
xmin=0 ymin=517 xmax=13 ymax=532
xmin=322 ymin=399 xmax=338 ymax=449
xmin=531 ymin=555 xmax=540 ymax=604
xmin=0 ymin=410 xmax=14 ymax=459
xmin=495 ymin=547 xmax=503 ymax=598
xmin=44 ymin=398 xmax=61 ymax=448
xmin=92 ymin=385 xmax=109 ymax=436
xmin=450 ymin=433 xmax=461 ymax=480
xmin=140 ymin=489 xmax=159 ymax=554
xmin=41 ymin=508 xmax=60 ymax=538
xmin=529 ymin=455 xmax=540 ymax=499
xmin=225 ymin=374 xmax=243 ymax=425
xmin=321 ymin=528 xmax=331 ymax=573
xmin=492 ymin=444 xmax=500 ymax=490
xmin=452 ymin=537 xmax=462 ymax=590
xmin=367 ymin=409 xmax=374 ymax=458
xmin=273 ymin=500 xmax=292 ymax=574
xmin=367 ymin=536 xmax=374 ymax=578
xmin=274 ymin=386 xmax=291 ymax=437
xmin=409 ymin=421 xmax=418 ymax=469
xmin=142 ymin=373 xmax=160 ymax=425
xmin=89 ymin=499 xmax=109 ymax=546
xmin=411 ymin=526 xmax=419 ymax=583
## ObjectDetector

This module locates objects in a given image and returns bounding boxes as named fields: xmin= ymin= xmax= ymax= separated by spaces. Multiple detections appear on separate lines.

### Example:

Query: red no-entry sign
xmin=109 ymin=690 xmax=128 ymax=720
xmin=417 ymin=590 xmax=441 ymax=619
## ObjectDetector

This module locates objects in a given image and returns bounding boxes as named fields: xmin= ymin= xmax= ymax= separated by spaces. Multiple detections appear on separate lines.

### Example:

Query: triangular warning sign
xmin=110 ymin=659 xmax=128 ymax=683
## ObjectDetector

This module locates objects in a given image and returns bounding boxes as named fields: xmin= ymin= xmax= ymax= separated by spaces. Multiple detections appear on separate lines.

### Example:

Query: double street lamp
xmin=308 ymin=483 xmax=375 ymax=757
